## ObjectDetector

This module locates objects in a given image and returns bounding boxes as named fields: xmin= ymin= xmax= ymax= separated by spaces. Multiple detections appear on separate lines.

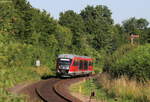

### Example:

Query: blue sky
xmin=27 ymin=0 xmax=150 ymax=24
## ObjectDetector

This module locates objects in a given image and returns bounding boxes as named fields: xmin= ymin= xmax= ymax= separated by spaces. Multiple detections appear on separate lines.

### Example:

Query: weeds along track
xmin=36 ymin=75 xmax=97 ymax=102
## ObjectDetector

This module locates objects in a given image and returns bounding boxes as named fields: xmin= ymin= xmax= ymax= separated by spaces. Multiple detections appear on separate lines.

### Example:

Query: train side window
xmin=90 ymin=61 xmax=93 ymax=66
xmin=91 ymin=61 xmax=93 ymax=66
xmin=76 ymin=60 xmax=79 ymax=66
xmin=79 ymin=60 xmax=83 ymax=70
xmin=87 ymin=61 xmax=89 ymax=68
xmin=89 ymin=61 xmax=93 ymax=66
xmin=73 ymin=60 xmax=77 ymax=66
xmin=84 ymin=60 xmax=88 ymax=70
xmin=89 ymin=61 xmax=91 ymax=66
xmin=73 ymin=60 xmax=79 ymax=66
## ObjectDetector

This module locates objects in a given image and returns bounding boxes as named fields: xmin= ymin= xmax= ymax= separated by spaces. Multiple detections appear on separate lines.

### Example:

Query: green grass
xmin=0 ymin=88 xmax=27 ymax=102
xmin=0 ymin=66 xmax=52 ymax=102
xmin=96 ymin=73 xmax=150 ymax=102
xmin=69 ymin=79 xmax=115 ymax=102
xmin=70 ymin=78 xmax=140 ymax=102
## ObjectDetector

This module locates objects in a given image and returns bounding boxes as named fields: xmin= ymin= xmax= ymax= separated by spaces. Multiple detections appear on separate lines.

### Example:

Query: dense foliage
xmin=105 ymin=44 xmax=150 ymax=81
xmin=0 ymin=0 xmax=149 ymax=70
xmin=1 ymin=0 xmax=150 ymax=101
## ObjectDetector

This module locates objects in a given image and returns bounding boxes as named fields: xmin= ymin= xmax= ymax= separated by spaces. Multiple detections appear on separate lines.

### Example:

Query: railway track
xmin=9 ymin=75 xmax=97 ymax=102
xmin=36 ymin=77 xmax=91 ymax=102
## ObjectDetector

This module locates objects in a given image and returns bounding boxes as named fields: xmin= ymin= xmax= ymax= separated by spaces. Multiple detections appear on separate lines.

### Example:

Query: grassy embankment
xmin=0 ymin=66 xmax=52 ymax=102
xmin=70 ymin=73 xmax=150 ymax=102
xmin=0 ymin=39 xmax=55 ymax=101
xmin=70 ymin=75 xmax=115 ymax=102
xmin=97 ymin=74 xmax=150 ymax=102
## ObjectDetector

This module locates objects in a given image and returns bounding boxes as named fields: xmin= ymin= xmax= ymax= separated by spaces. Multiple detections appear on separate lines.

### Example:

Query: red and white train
xmin=56 ymin=54 xmax=94 ymax=77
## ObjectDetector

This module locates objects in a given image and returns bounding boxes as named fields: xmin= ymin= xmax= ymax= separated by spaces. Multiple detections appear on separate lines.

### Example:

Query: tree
xmin=122 ymin=17 xmax=149 ymax=44
xmin=31 ymin=10 xmax=57 ymax=46
xmin=143 ymin=28 xmax=150 ymax=43
xmin=122 ymin=17 xmax=149 ymax=33
xmin=137 ymin=18 xmax=149 ymax=30
xmin=80 ymin=5 xmax=114 ymax=51
xmin=11 ymin=0 xmax=33 ymax=41
xmin=55 ymin=25 xmax=72 ymax=51
xmin=59 ymin=10 xmax=85 ymax=47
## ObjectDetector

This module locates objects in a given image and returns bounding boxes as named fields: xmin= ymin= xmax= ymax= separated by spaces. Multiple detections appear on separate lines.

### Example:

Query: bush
xmin=0 ymin=66 xmax=40 ymax=102
xmin=96 ymin=73 xmax=150 ymax=102
xmin=104 ymin=44 xmax=136 ymax=72
xmin=107 ymin=44 xmax=150 ymax=81
xmin=0 ymin=40 xmax=56 ymax=70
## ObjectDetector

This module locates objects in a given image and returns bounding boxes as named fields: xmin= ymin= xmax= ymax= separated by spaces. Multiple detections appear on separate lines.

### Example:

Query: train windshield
xmin=58 ymin=58 xmax=72 ymax=65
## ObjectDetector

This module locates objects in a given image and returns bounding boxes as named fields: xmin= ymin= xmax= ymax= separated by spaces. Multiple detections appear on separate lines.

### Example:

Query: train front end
xmin=56 ymin=54 xmax=94 ymax=77
xmin=56 ymin=57 xmax=72 ymax=77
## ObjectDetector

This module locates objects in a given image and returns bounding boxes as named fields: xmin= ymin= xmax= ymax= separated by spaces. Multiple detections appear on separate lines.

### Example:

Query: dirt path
xmin=8 ymin=81 xmax=43 ymax=102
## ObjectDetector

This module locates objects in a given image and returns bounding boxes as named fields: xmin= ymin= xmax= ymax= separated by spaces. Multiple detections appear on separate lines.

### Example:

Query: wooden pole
xmin=131 ymin=37 xmax=134 ymax=45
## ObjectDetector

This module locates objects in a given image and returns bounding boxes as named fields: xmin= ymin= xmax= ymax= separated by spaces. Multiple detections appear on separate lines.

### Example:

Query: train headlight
xmin=65 ymin=67 xmax=69 ymax=69
xmin=59 ymin=65 xmax=69 ymax=70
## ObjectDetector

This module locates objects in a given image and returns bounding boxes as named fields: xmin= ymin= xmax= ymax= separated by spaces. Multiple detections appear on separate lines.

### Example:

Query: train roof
xmin=58 ymin=54 xmax=92 ymax=59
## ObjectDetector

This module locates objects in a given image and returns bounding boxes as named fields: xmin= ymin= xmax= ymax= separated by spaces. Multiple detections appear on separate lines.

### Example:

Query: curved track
xmin=9 ymin=75 xmax=97 ymax=102
xmin=36 ymin=75 xmax=97 ymax=102
xmin=36 ymin=78 xmax=68 ymax=102
xmin=36 ymin=77 xmax=88 ymax=102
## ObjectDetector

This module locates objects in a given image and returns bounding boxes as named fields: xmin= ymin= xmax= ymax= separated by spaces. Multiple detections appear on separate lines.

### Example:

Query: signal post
xmin=130 ymin=34 xmax=139 ymax=45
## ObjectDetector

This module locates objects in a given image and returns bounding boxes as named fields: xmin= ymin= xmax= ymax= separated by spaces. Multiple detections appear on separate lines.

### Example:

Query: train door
xmin=79 ymin=60 xmax=84 ymax=70
xmin=71 ymin=58 xmax=79 ymax=72
xmin=88 ymin=60 xmax=93 ymax=71
xmin=84 ymin=60 xmax=88 ymax=70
